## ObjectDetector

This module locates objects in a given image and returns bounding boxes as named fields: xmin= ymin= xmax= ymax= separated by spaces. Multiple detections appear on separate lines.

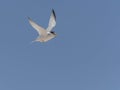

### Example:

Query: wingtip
xmin=52 ymin=9 xmax=56 ymax=20
xmin=27 ymin=16 xmax=31 ymax=20
xmin=52 ymin=9 xmax=54 ymax=12
xmin=52 ymin=9 xmax=55 ymax=14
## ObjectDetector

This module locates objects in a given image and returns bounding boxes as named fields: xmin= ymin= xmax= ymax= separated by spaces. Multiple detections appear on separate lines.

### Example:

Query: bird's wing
xmin=46 ymin=9 xmax=56 ymax=32
xmin=28 ymin=17 xmax=47 ymax=36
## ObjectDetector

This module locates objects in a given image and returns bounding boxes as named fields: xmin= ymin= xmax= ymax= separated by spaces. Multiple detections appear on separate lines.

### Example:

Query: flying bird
xmin=28 ymin=9 xmax=56 ymax=42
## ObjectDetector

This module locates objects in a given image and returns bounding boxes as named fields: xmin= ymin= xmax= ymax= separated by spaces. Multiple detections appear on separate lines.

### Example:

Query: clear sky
xmin=0 ymin=0 xmax=120 ymax=90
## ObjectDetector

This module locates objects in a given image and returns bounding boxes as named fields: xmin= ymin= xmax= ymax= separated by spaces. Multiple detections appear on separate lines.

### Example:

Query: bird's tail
xmin=30 ymin=36 xmax=41 ymax=44
xmin=30 ymin=39 xmax=36 ymax=44
xmin=31 ymin=40 xmax=36 ymax=43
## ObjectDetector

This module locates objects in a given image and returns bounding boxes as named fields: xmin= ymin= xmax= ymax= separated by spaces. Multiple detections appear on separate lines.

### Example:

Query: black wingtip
xmin=27 ymin=16 xmax=31 ymax=20
xmin=52 ymin=9 xmax=54 ymax=12
xmin=52 ymin=9 xmax=56 ymax=20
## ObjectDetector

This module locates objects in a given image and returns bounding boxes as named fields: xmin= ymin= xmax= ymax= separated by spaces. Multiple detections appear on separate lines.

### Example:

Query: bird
xmin=28 ymin=9 xmax=56 ymax=42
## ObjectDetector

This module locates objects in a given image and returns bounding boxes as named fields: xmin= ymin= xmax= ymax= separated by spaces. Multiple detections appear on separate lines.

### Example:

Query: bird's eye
xmin=51 ymin=31 xmax=54 ymax=34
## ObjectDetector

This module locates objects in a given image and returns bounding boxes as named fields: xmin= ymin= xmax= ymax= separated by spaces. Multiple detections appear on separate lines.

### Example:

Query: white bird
xmin=28 ymin=9 xmax=56 ymax=42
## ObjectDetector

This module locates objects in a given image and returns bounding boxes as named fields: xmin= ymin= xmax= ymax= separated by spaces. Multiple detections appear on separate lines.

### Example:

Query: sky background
xmin=0 ymin=0 xmax=120 ymax=90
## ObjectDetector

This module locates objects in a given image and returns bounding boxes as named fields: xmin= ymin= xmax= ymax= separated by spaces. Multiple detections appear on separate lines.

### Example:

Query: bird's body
xmin=35 ymin=31 xmax=56 ymax=42
xmin=28 ymin=9 xmax=56 ymax=42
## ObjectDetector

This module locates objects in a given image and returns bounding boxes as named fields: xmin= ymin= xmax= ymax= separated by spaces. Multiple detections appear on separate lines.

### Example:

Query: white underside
xmin=35 ymin=33 xmax=56 ymax=42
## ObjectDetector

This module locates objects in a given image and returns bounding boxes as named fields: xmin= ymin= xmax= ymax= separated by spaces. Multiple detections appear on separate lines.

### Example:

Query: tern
xmin=28 ymin=9 xmax=56 ymax=42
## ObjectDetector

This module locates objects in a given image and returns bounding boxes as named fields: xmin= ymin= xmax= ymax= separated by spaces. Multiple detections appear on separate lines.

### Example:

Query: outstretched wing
xmin=28 ymin=17 xmax=47 ymax=36
xmin=46 ymin=9 xmax=56 ymax=32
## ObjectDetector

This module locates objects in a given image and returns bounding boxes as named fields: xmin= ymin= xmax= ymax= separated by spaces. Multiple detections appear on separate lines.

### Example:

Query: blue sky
xmin=0 ymin=0 xmax=120 ymax=90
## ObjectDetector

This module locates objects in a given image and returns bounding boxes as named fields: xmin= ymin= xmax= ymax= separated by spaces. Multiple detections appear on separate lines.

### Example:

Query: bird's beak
xmin=54 ymin=33 xmax=57 ymax=36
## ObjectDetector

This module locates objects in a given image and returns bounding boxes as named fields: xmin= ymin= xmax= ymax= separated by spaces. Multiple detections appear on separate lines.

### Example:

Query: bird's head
xmin=50 ymin=31 xmax=56 ymax=35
